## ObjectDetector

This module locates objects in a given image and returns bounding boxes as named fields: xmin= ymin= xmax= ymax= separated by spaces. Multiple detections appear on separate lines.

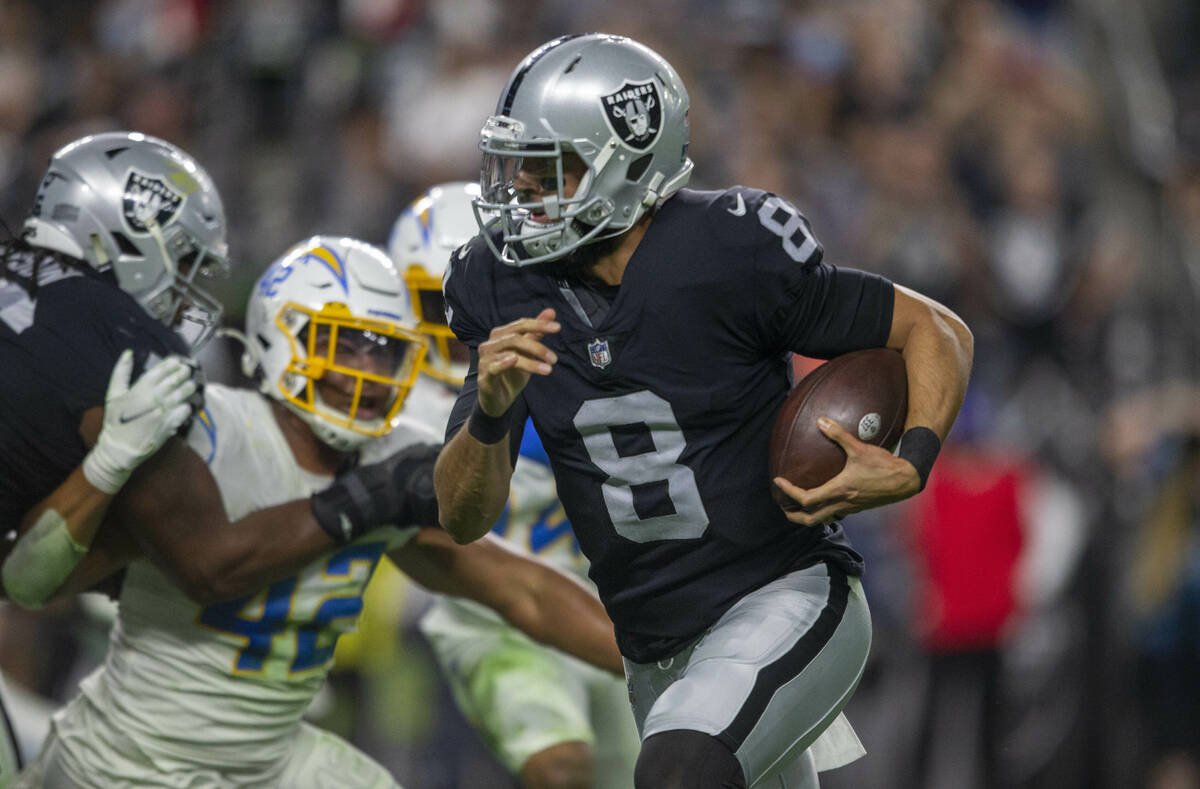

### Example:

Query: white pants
xmin=17 ymin=720 xmax=400 ymax=789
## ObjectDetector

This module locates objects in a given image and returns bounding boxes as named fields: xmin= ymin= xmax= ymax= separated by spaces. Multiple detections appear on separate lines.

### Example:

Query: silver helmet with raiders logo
xmin=23 ymin=131 xmax=230 ymax=348
xmin=475 ymin=33 xmax=693 ymax=266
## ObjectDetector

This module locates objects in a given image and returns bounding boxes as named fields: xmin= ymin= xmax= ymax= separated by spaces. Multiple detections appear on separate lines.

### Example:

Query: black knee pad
xmin=635 ymin=730 xmax=747 ymax=789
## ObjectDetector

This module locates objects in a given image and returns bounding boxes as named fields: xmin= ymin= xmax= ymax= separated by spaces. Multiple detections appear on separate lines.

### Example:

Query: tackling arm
xmin=111 ymin=435 xmax=442 ymax=605
xmin=108 ymin=437 xmax=345 ymax=604
xmin=392 ymin=528 xmax=624 ymax=675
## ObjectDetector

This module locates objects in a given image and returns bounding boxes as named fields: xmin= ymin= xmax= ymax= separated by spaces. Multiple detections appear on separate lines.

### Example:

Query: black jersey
xmin=0 ymin=247 xmax=188 ymax=528
xmin=444 ymin=187 xmax=895 ymax=662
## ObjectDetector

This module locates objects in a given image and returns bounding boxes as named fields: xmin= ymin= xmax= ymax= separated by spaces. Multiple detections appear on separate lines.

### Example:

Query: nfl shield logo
xmin=588 ymin=337 xmax=612 ymax=369
xmin=122 ymin=170 xmax=184 ymax=234
xmin=600 ymin=79 xmax=663 ymax=152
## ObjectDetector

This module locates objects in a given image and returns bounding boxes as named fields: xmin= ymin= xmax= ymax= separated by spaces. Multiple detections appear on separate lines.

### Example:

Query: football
xmin=769 ymin=348 xmax=908 ymax=510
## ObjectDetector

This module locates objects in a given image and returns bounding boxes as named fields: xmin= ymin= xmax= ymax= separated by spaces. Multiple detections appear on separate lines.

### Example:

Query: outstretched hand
xmin=476 ymin=308 xmax=560 ymax=416
xmin=773 ymin=417 xmax=921 ymax=526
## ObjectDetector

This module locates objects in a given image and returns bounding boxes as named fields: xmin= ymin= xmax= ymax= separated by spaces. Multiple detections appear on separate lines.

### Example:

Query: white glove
xmin=82 ymin=350 xmax=199 ymax=494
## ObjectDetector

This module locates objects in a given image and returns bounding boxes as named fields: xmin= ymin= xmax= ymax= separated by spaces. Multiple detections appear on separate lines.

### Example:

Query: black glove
xmin=309 ymin=442 xmax=441 ymax=543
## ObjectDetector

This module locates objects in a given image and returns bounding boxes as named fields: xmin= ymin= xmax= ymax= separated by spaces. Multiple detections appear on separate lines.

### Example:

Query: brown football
xmin=769 ymin=348 xmax=908 ymax=510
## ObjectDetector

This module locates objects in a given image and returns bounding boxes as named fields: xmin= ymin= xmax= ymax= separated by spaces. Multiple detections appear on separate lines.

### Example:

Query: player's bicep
xmin=768 ymin=264 xmax=895 ymax=359
xmin=106 ymin=437 xmax=229 ymax=573
xmin=885 ymin=282 xmax=950 ymax=350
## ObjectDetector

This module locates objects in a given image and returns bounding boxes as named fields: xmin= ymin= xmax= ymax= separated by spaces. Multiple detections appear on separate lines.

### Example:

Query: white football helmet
xmin=387 ymin=182 xmax=479 ymax=388
xmin=23 ymin=131 xmax=230 ymax=348
xmin=244 ymin=236 xmax=428 ymax=452
xmin=475 ymin=33 xmax=693 ymax=266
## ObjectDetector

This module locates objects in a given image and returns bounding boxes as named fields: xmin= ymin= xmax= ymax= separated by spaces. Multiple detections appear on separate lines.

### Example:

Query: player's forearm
xmin=155 ymin=500 xmax=336 ymax=604
xmin=2 ymin=467 xmax=110 ymax=607
xmin=434 ymin=427 xmax=514 ymax=544
xmin=889 ymin=285 xmax=973 ymax=440
xmin=504 ymin=563 xmax=625 ymax=676
xmin=117 ymin=440 xmax=339 ymax=604
xmin=21 ymin=466 xmax=111 ymax=546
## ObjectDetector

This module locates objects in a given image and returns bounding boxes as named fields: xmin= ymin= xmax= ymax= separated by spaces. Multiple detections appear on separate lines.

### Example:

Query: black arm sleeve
xmin=443 ymin=348 xmax=528 ymax=466
xmin=771 ymin=265 xmax=895 ymax=359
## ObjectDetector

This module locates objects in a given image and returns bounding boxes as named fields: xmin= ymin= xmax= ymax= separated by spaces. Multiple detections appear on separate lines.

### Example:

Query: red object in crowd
xmin=907 ymin=448 xmax=1030 ymax=652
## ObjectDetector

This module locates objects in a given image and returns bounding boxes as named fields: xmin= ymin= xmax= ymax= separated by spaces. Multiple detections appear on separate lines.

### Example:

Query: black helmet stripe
xmin=501 ymin=33 xmax=587 ymax=116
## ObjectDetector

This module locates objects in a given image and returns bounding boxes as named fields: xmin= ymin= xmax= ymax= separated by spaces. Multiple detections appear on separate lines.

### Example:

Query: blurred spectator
xmin=900 ymin=397 xmax=1086 ymax=789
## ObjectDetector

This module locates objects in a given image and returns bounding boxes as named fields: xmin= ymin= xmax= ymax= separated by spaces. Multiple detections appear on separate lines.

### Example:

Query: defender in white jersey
xmin=17 ymin=237 xmax=624 ymax=789
xmin=392 ymin=184 xmax=639 ymax=789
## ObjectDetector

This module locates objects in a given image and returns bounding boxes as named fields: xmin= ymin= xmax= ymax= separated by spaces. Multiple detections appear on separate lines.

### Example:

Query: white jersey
xmin=54 ymin=385 xmax=434 ymax=785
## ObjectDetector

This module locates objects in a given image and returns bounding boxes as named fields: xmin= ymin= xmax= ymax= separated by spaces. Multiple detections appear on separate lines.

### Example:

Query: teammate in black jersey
xmin=0 ymin=132 xmax=438 ymax=611
xmin=434 ymin=34 xmax=973 ymax=789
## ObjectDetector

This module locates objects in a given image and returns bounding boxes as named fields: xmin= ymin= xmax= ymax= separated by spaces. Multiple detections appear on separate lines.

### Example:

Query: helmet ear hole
xmin=626 ymin=153 xmax=653 ymax=183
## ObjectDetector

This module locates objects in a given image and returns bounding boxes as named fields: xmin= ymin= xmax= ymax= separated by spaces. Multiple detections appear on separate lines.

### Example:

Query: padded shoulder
xmin=668 ymin=186 xmax=779 ymax=249
xmin=442 ymin=233 xmax=501 ymax=346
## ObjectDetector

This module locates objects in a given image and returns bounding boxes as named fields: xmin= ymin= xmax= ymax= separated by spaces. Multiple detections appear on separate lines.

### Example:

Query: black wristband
xmin=467 ymin=401 xmax=512 ymax=445
xmin=897 ymin=426 xmax=941 ymax=491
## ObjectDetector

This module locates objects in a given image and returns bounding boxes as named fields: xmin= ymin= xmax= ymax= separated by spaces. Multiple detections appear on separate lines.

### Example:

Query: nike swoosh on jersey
xmin=118 ymin=406 xmax=157 ymax=424
xmin=727 ymin=193 xmax=746 ymax=216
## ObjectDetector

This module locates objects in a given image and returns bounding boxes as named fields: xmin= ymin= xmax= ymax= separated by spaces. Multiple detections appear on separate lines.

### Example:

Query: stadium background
xmin=1 ymin=0 xmax=1198 ymax=787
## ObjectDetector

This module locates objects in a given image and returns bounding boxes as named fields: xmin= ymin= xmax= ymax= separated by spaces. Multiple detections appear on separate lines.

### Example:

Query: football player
xmin=0 ymin=132 xmax=434 ymax=612
xmin=433 ymin=34 xmax=974 ymax=789
xmin=390 ymin=183 xmax=639 ymax=789
xmin=15 ymin=236 xmax=623 ymax=789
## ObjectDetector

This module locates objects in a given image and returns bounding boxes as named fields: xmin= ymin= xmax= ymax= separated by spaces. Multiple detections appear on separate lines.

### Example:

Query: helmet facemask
xmin=274 ymin=302 xmax=428 ymax=452
xmin=133 ymin=216 xmax=229 ymax=349
xmin=476 ymin=119 xmax=621 ymax=266
xmin=404 ymin=264 xmax=470 ymax=387
xmin=388 ymin=181 xmax=482 ymax=389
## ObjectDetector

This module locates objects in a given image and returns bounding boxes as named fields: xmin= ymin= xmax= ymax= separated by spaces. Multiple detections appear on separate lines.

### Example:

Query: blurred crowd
xmin=1 ymin=0 xmax=1199 ymax=787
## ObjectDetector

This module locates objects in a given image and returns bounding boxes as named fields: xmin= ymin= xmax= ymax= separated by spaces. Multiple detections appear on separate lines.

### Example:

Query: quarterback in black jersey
xmin=435 ymin=35 xmax=973 ymax=789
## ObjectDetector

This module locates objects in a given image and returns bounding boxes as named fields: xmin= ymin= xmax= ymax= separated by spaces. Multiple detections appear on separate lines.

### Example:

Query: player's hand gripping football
xmin=82 ymin=350 xmax=201 ymax=494
xmin=476 ymin=308 xmax=561 ymax=416
xmin=773 ymin=417 xmax=921 ymax=526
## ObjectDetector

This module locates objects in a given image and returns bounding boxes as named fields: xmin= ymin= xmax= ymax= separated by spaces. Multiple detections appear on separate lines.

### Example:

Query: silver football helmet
xmin=244 ymin=236 xmax=428 ymax=452
xmin=23 ymin=131 xmax=230 ymax=349
xmin=475 ymin=33 xmax=693 ymax=266
xmin=387 ymin=182 xmax=479 ymax=388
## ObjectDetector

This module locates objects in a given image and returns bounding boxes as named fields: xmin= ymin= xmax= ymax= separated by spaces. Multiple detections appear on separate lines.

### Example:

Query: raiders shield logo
xmin=122 ymin=170 xmax=184 ymax=234
xmin=600 ymin=80 xmax=662 ymax=152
